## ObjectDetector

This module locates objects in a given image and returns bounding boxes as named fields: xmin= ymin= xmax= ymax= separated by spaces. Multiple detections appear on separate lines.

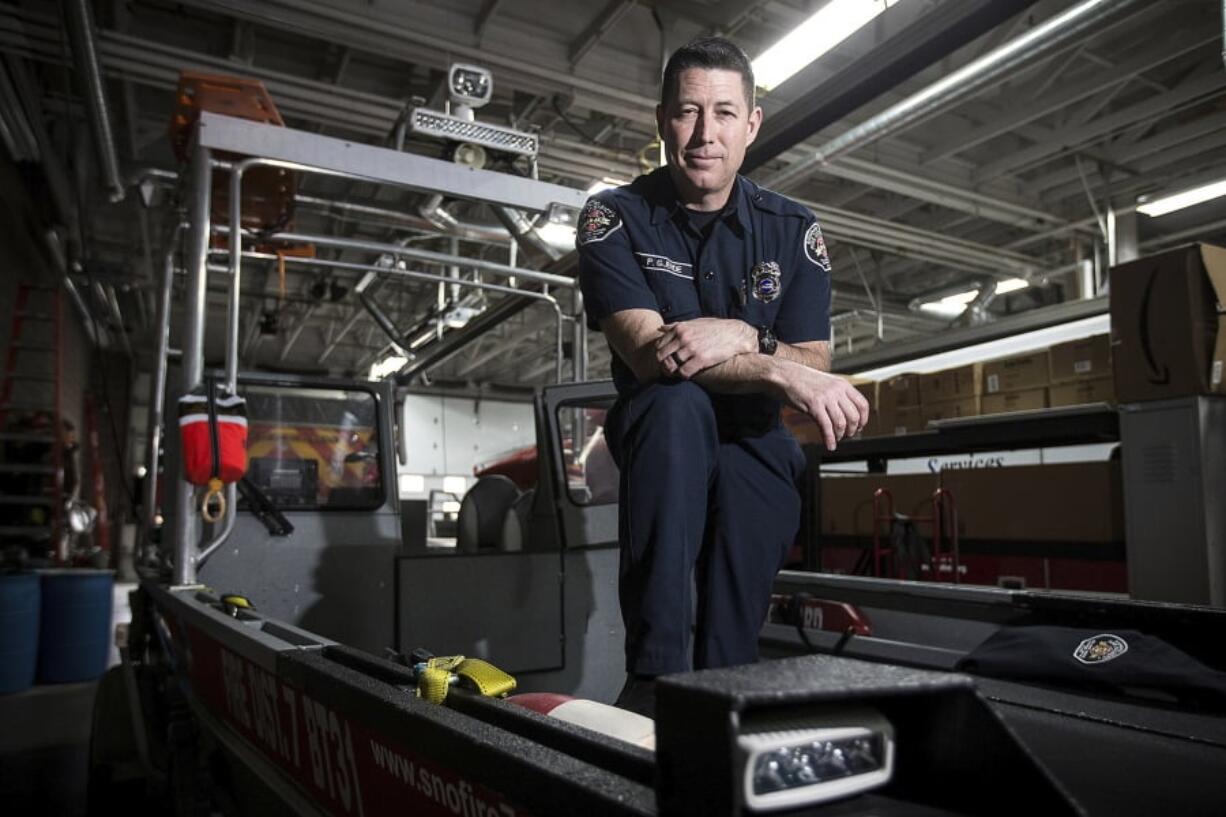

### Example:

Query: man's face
xmin=656 ymin=67 xmax=762 ymax=208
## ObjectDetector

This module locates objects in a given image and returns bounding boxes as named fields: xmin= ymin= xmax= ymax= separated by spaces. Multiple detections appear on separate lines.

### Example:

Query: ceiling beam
xmin=973 ymin=69 xmax=1226 ymax=182
xmin=742 ymin=0 xmax=1041 ymax=173
xmin=920 ymin=27 xmax=1218 ymax=164
xmin=569 ymin=0 xmax=636 ymax=68
xmin=1029 ymin=111 xmax=1226 ymax=199
xmin=473 ymin=0 xmax=505 ymax=42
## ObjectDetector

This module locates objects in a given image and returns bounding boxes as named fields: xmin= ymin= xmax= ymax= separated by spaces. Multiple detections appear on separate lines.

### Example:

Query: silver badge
xmin=751 ymin=261 xmax=781 ymax=303
xmin=1073 ymin=633 xmax=1129 ymax=665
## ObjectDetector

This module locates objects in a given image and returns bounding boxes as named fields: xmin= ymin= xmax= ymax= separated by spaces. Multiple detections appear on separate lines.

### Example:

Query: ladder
xmin=0 ymin=284 xmax=64 ymax=558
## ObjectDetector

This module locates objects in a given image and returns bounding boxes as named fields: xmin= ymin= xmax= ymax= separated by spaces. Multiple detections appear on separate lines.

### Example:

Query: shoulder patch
xmin=803 ymin=221 xmax=831 ymax=272
xmin=576 ymin=199 xmax=623 ymax=246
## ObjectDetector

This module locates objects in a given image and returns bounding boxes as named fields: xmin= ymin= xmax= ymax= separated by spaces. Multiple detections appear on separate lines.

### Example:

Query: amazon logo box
xmin=1109 ymin=243 xmax=1226 ymax=403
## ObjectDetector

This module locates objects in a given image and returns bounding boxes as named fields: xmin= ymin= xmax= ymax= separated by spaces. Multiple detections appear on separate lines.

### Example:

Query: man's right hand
xmin=773 ymin=361 xmax=870 ymax=451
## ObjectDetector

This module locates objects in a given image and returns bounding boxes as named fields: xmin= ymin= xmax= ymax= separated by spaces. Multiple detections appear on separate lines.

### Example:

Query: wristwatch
xmin=757 ymin=326 xmax=778 ymax=356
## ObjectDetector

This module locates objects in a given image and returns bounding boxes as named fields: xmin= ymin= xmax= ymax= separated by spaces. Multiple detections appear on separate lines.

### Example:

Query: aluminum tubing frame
xmin=180 ymin=139 xmax=588 ymax=577
xmin=171 ymin=145 xmax=211 ymax=586
xmin=222 ymin=249 xmax=569 ymax=383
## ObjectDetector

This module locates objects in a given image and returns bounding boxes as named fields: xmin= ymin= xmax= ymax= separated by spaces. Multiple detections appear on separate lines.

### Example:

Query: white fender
xmin=508 ymin=693 xmax=655 ymax=751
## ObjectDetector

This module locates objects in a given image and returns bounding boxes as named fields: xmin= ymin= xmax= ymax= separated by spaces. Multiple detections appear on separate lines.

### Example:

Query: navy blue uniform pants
xmin=605 ymin=380 xmax=805 ymax=675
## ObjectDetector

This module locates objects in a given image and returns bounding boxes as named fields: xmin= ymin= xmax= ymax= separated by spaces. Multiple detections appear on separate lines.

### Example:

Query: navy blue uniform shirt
xmin=576 ymin=167 xmax=832 ymax=433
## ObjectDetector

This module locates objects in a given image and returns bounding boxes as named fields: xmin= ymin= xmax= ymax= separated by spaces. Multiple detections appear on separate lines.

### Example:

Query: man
xmin=576 ymin=37 xmax=868 ymax=714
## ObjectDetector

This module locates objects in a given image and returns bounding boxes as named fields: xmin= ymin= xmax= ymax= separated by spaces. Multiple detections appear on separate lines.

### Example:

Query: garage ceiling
xmin=1 ymin=0 xmax=1223 ymax=388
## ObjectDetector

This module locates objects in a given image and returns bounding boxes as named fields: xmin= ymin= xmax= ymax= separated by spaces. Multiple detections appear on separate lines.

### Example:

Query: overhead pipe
xmin=763 ymin=0 xmax=1148 ymax=192
xmin=298 ymin=193 xmax=511 ymax=244
xmin=61 ymin=0 xmax=125 ymax=202
xmin=143 ymin=222 xmax=185 ymax=548
xmin=353 ymin=270 xmax=409 ymax=352
xmin=41 ymin=230 xmax=97 ymax=345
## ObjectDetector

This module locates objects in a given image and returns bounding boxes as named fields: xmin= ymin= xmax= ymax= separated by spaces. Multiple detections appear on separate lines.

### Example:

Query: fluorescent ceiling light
xmin=851 ymin=313 xmax=1109 ymax=381
xmin=995 ymin=277 xmax=1029 ymax=294
xmin=368 ymin=354 xmax=408 ymax=381
xmin=753 ymin=0 xmax=904 ymax=92
xmin=915 ymin=278 xmax=1029 ymax=317
xmin=1136 ymin=177 xmax=1226 ymax=217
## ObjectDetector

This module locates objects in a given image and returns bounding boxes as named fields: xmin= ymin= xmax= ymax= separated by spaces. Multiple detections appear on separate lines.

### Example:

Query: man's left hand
xmin=657 ymin=318 xmax=756 ymax=379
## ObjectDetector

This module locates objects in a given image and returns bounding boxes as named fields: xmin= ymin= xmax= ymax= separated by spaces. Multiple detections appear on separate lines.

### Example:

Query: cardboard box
xmin=941 ymin=461 xmax=1123 ymax=543
xmin=1109 ymin=243 xmax=1226 ymax=402
xmin=1048 ymin=377 xmax=1115 ymax=408
xmin=1049 ymin=334 xmax=1111 ymax=383
xmin=918 ymin=363 xmax=981 ymax=404
xmin=922 ymin=395 xmax=981 ymax=424
xmin=821 ymin=473 xmax=940 ymax=537
xmin=982 ymin=351 xmax=1051 ymax=394
xmin=878 ymin=374 xmax=921 ymax=411
xmin=980 ymin=387 xmax=1047 ymax=415
xmin=877 ymin=404 xmax=924 ymax=435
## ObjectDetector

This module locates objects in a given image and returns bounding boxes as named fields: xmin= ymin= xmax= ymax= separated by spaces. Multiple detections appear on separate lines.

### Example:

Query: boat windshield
xmin=239 ymin=384 xmax=383 ymax=511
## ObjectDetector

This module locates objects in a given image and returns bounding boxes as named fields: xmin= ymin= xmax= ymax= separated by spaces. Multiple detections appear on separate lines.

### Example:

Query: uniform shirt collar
xmin=647 ymin=167 xmax=755 ymax=236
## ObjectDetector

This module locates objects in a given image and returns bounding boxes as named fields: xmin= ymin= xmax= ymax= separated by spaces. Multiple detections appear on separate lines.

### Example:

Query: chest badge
xmin=751 ymin=261 xmax=781 ymax=303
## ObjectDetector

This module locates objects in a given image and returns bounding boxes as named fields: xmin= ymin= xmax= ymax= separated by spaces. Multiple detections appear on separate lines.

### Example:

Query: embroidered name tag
xmin=636 ymin=252 xmax=693 ymax=279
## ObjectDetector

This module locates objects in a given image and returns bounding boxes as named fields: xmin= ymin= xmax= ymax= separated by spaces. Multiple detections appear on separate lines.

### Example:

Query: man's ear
xmin=746 ymin=106 xmax=763 ymax=145
xmin=655 ymin=103 xmax=664 ymax=139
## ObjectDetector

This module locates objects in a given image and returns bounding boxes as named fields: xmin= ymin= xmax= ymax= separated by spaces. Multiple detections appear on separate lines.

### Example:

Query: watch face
xmin=759 ymin=328 xmax=777 ymax=355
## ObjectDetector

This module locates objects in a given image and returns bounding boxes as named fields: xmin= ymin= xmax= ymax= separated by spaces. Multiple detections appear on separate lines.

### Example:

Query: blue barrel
xmin=37 ymin=569 xmax=114 ymax=684
xmin=0 ymin=573 xmax=41 ymax=694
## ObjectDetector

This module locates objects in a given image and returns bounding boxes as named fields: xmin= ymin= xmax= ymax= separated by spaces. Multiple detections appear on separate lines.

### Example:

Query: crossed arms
xmin=599 ymin=309 xmax=870 ymax=450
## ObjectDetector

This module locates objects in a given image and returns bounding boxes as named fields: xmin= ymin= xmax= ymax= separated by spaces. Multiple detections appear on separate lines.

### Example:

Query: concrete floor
xmin=0 ymin=680 xmax=96 ymax=816
xmin=0 ymin=581 xmax=136 ymax=816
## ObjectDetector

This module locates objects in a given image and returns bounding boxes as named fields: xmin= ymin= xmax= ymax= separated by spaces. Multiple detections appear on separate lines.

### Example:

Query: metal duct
xmin=61 ymin=0 xmax=125 ymax=202
xmin=416 ymin=194 xmax=513 ymax=245
xmin=763 ymin=0 xmax=1148 ymax=192
xmin=957 ymin=280 xmax=1000 ymax=327
xmin=492 ymin=205 xmax=564 ymax=266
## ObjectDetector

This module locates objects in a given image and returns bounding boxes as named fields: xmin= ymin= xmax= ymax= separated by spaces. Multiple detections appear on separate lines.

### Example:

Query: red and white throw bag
xmin=178 ymin=381 xmax=248 ymax=487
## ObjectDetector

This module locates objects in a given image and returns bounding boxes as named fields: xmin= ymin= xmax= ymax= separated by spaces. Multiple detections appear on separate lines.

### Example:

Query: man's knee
xmin=635 ymin=380 xmax=713 ymax=427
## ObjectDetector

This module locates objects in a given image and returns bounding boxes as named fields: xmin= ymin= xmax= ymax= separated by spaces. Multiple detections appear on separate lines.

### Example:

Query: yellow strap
xmin=417 ymin=666 xmax=452 ymax=704
xmin=415 ymin=655 xmax=516 ymax=703
xmin=455 ymin=658 xmax=516 ymax=698
xmin=220 ymin=594 xmax=252 ymax=609
xmin=201 ymin=477 xmax=226 ymax=523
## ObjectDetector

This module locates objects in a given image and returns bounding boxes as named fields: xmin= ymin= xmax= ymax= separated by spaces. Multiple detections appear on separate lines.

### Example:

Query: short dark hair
xmin=661 ymin=37 xmax=756 ymax=109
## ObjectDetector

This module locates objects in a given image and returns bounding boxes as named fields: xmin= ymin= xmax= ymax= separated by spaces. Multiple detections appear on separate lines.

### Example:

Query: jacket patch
xmin=1074 ymin=633 xmax=1129 ymax=665
xmin=577 ymin=199 xmax=623 ymax=246
xmin=804 ymin=221 xmax=831 ymax=272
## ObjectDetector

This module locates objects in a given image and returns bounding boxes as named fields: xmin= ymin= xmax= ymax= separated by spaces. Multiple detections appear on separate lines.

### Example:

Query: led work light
xmin=735 ymin=707 xmax=894 ymax=812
